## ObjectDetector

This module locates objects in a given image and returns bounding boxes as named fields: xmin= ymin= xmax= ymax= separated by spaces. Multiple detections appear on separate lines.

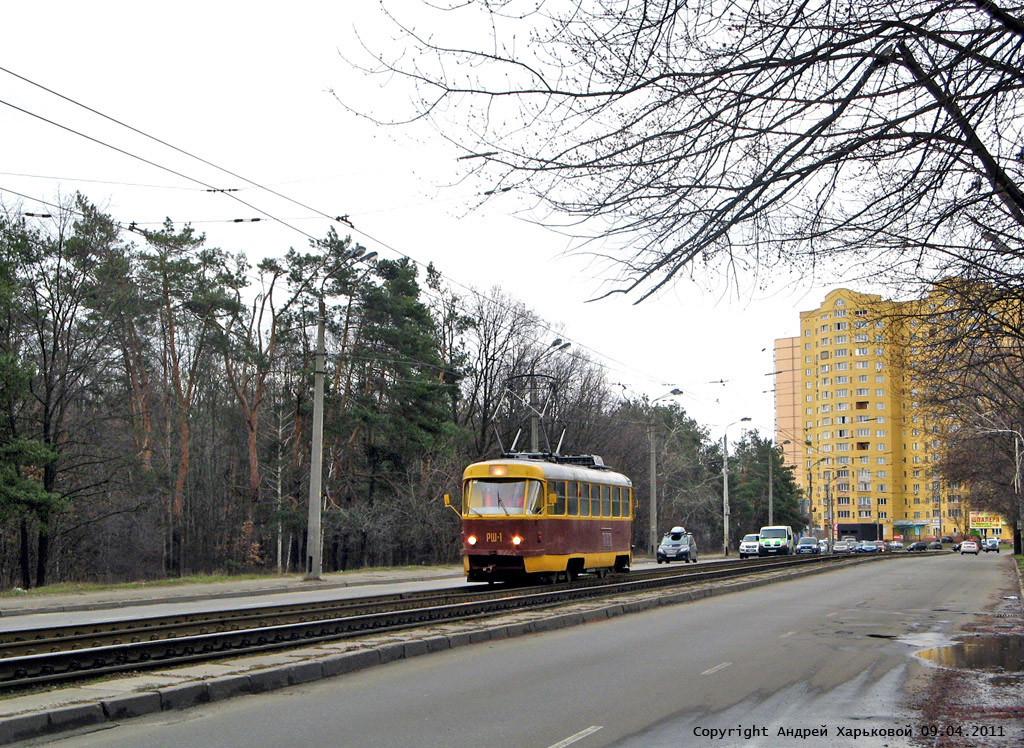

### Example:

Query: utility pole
xmin=649 ymin=423 xmax=657 ymax=554
xmin=722 ymin=432 xmax=730 ymax=556
xmin=722 ymin=417 xmax=750 ymax=555
xmin=304 ymin=249 xmax=377 ymax=582
xmin=305 ymin=299 xmax=326 ymax=581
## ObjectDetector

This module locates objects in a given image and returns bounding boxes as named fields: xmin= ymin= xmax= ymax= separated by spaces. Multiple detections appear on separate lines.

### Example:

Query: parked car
xmin=657 ymin=527 xmax=698 ymax=563
xmin=832 ymin=539 xmax=855 ymax=553
xmin=952 ymin=542 xmax=962 ymax=552
xmin=888 ymin=541 xmax=904 ymax=551
xmin=818 ymin=539 xmax=830 ymax=553
xmin=940 ymin=536 xmax=953 ymax=543
xmin=906 ymin=541 xmax=930 ymax=552
xmin=983 ymin=538 xmax=1000 ymax=553
xmin=855 ymin=541 xmax=879 ymax=552
xmin=739 ymin=533 xmax=760 ymax=559
xmin=960 ymin=540 xmax=979 ymax=555
xmin=927 ymin=541 xmax=943 ymax=550
xmin=795 ymin=537 xmax=820 ymax=554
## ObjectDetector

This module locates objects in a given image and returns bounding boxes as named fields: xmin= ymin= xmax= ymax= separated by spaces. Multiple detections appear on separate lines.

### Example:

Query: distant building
xmin=774 ymin=288 xmax=1012 ymax=542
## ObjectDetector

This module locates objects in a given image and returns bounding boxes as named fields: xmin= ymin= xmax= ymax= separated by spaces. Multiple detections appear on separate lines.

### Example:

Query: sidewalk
xmin=0 ymin=565 xmax=466 ymax=618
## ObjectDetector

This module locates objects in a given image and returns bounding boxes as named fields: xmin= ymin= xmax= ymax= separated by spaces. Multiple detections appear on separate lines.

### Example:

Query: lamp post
xmin=305 ymin=249 xmax=377 ymax=581
xmin=722 ymin=417 xmax=751 ymax=555
xmin=649 ymin=388 xmax=684 ymax=554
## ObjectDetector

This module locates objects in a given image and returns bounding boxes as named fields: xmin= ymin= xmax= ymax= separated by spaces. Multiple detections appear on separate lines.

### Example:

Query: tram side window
xmin=562 ymin=481 xmax=575 ymax=516
xmin=552 ymin=480 xmax=567 ymax=516
xmin=611 ymin=486 xmax=621 ymax=517
xmin=575 ymin=482 xmax=588 ymax=517
xmin=601 ymin=484 xmax=611 ymax=517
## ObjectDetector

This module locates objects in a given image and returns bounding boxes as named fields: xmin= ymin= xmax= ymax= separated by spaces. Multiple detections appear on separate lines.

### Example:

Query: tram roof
xmin=465 ymin=455 xmax=632 ymax=485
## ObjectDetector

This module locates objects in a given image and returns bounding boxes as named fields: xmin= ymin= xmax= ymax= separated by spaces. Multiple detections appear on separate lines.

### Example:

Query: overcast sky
xmin=0 ymin=1 xmax=861 ymax=445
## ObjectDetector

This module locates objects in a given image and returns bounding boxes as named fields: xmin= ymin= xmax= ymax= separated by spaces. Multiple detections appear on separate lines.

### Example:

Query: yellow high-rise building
xmin=774 ymin=288 xmax=1011 ymax=543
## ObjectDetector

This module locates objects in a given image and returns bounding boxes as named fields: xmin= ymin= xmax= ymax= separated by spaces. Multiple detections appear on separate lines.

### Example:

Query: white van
xmin=758 ymin=525 xmax=795 ymax=556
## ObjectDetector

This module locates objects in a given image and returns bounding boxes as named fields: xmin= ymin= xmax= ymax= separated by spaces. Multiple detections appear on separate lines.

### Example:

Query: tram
xmin=445 ymin=453 xmax=634 ymax=583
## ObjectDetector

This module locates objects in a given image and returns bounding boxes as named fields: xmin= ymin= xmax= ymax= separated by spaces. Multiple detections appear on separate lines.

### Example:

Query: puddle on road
xmin=916 ymin=634 xmax=1024 ymax=672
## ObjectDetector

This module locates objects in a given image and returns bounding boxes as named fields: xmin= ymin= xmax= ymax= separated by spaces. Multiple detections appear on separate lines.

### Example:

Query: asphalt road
xmin=18 ymin=553 xmax=1018 ymax=748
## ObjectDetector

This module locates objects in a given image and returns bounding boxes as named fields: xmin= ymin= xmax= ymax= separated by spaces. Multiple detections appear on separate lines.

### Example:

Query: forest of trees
xmin=0 ymin=195 xmax=802 ymax=588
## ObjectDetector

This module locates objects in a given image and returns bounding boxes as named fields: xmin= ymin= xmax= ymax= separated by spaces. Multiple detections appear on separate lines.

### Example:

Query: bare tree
xmin=346 ymin=0 xmax=1024 ymax=298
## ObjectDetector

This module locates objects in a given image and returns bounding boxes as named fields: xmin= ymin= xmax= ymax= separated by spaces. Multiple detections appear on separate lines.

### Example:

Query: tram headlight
xmin=511 ymin=534 xmax=523 ymax=546
xmin=467 ymin=535 xmax=477 ymax=546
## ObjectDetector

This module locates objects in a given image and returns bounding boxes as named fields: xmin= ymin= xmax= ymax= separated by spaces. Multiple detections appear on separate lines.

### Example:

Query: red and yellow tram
xmin=446 ymin=454 xmax=633 ymax=583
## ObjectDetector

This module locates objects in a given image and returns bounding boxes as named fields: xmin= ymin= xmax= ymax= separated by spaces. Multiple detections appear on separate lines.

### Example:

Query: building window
xmin=855 ymin=347 xmax=868 ymax=356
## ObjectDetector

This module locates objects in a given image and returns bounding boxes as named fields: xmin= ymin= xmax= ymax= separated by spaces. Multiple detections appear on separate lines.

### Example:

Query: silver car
xmin=657 ymin=527 xmax=698 ymax=563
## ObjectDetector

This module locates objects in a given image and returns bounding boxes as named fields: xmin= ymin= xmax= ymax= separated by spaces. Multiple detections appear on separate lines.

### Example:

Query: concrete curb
xmin=0 ymin=558 xmax=881 ymax=744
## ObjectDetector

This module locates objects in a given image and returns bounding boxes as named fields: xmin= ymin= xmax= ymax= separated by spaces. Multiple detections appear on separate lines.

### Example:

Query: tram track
xmin=0 ymin=554 xmax=891 ymax=692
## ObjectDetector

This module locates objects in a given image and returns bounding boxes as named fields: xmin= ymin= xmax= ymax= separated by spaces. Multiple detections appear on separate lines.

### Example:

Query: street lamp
xmin=305 ymin=249 xmax=377 ymax=581
xmin=722 ymin=417 xmax=751 ymax=555
xmin=649 ymin=388 xmax=684 ymax=554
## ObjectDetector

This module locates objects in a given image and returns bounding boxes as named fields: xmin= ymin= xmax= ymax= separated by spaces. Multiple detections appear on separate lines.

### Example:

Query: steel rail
xmin=0 ymin=556 xmax=819 ymax=655
xmin=0 ymin=554 xmax=890 ymax=691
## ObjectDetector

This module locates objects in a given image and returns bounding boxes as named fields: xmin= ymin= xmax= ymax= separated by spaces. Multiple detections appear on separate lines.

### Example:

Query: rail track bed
xmin=0 ymin=554 xmax=892 ymax=691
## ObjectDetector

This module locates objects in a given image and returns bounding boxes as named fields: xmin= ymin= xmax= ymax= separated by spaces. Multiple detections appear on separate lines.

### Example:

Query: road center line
xmin=548 ymin=726 xmax=603 ymax=748
xmin=779 ymin=631 xmax=796 ymax=638
xmin=701 ymin=662 xmax=732 ymax=675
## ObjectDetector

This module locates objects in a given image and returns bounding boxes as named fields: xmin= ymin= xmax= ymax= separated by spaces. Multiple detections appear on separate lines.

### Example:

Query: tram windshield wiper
xmin=496 ymin=498 xmax=510 ymax=515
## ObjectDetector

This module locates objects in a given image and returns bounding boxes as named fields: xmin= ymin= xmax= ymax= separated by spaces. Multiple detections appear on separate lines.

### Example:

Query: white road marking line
xmin=826 ymin=611 xmax=840 ymax=618
xmin=700 ymin=661 xmax=732 ymax=675
xmin=779 ymin=631 xmax=796 ymax=638
xmin=548 ymin=726 xmax=603 ymax=748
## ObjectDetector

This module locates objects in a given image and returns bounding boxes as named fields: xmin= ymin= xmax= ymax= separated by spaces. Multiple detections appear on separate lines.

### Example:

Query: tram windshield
xmin=464 ymin=479 xmax=543 ymax=515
